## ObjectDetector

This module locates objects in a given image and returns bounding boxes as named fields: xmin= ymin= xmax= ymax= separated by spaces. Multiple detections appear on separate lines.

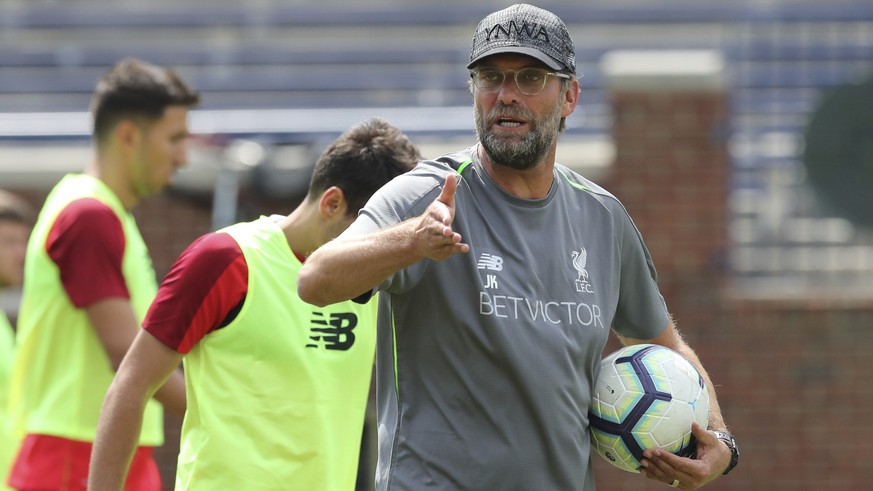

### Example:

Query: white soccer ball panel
xmin=591 ymin=362 xmax=645 ymax=423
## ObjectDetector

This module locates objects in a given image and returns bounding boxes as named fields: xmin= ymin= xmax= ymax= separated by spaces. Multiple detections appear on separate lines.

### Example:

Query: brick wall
xmin=592 ymin=56 xmax=873 ymax=490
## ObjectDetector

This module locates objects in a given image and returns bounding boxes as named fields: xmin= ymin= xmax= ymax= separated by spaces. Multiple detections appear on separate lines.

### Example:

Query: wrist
xmin=712 ymin=430 xmax=739 ymax=475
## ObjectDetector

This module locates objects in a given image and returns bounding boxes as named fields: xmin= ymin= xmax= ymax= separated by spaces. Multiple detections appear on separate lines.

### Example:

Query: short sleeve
xmin=611 ymin=208 xmax=671 ymax=340
xmin=143 ymin=232 xmax=248 ymax=354
xmin=46 ymin=198 xmax=128 ymax=307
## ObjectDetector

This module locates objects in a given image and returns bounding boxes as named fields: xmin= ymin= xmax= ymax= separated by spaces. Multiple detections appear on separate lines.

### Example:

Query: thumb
xmin=438 ymin=173 xmax=459 ymax=210
xmin=691 ymin=422 xmax=715 ymax=444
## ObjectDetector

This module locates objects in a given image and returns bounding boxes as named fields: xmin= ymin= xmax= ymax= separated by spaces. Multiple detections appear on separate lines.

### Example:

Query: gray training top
xmin=348 ymin=145 xmax=670 ymax=491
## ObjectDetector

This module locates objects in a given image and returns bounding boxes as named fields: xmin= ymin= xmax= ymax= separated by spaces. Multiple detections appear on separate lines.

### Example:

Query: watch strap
xmin=712 ymin=430 xmax=739 ymax=475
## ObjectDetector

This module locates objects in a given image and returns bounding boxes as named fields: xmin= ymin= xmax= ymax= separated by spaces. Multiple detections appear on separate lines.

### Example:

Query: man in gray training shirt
xmin=299 ymin=4 xmax=738 ymax=490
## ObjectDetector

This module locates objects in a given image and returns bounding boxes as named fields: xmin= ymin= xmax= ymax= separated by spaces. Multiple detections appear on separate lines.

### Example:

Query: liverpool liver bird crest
xmin=571 ymin=247 xmax=589 ymax=282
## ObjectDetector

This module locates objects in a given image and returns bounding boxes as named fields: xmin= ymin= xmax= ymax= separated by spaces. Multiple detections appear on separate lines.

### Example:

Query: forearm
xmin=299 ymin=220 xmax=421 ymax=306
xmin=670 ymin=342 xmax=727 ymax=432
xmin=301 ymin=175 xmax=470 ymax=306
xmin=621 ymin=322 xmax=728 ymax=431
xmin=89 ymin=330 xmax=185 ymax=491
xmin=676 ymin=342 xmax=727 ymax=431
xmin=89 ymin=381 xmax=149 ymax=491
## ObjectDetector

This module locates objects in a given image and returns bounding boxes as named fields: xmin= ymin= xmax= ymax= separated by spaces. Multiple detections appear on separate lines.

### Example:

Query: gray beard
xmin=475 ymin=101 xmax=562 ymax=170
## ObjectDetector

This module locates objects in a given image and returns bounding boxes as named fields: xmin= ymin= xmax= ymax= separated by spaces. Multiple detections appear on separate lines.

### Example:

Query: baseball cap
xmin=467 ymin=4 xmax=576 ymax=75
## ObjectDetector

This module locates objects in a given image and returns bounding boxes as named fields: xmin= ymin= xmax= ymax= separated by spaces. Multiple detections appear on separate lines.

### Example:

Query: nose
xmin=496 ymin=75 xmax=522 ymax=104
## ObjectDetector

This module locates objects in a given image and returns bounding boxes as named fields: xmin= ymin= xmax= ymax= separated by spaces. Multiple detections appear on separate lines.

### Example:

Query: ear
xmin=318 ymin=186 xmax=348 ymax=219
xmin=562 ymin=79 xmax=580 ymax=118
xmin=114 ymin=119 xmax=142 ymax=151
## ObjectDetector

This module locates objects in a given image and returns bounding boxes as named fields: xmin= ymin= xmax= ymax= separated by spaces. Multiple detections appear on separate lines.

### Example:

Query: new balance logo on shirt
xmin=477 ymin=252 xmax=504 ymax=271
xmin=307 ymin=312 xmax=358 ymax=350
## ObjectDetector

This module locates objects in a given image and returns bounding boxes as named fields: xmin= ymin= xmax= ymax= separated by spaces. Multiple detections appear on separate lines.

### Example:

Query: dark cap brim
xmin=467 ymin=46 xmax=566 ymax=71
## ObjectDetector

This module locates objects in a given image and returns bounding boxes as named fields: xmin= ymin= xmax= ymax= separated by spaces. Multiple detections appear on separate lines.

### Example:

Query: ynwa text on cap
xmin=486 ymin=21 xmax=550 ymax=43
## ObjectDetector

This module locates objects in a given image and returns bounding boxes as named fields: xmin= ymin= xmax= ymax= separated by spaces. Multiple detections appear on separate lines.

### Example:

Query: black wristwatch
xmin=712 ymin=430 xmax=739 ymax=475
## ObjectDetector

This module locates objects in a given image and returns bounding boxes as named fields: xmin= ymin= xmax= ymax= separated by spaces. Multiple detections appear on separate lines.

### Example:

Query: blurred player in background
xmin=7 ymin=58 xmax=199 ymax=491
xmin=0 ymin=190 xmax=33 ymax=491
xmin=298 ymin=4 xmax=738 ymax=490
xmin=88 ymin=117 xmax=420 ymax=491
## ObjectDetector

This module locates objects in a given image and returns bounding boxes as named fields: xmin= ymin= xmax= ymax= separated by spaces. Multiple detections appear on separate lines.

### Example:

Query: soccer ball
xmin=589 ymin=344 xmax=709 ymax=473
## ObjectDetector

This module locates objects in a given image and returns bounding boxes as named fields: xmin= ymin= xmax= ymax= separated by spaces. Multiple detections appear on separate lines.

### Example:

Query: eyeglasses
xmin=470 ymin=67 xmax=571 ymax=96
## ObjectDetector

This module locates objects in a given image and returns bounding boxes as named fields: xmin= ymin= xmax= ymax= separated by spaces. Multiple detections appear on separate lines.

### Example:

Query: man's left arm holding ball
xmin=619 ymin=319 xmax=738 ymax=489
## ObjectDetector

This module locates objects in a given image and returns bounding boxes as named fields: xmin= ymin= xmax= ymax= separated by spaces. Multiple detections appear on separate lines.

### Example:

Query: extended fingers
xmin=414 ymin=214 xmax=468 ymax=259
xmin=641 ymin=449 xmax=690 ymax=488
xmin=642 ymin=448 xmax=709 ymax=490
xmin=640 ymin=451 xmax=674 ymax=483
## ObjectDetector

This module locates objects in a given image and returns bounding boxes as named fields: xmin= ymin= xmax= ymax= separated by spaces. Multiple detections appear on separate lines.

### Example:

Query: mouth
xmin=494 ymin=117 xmax=527 ymax=129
